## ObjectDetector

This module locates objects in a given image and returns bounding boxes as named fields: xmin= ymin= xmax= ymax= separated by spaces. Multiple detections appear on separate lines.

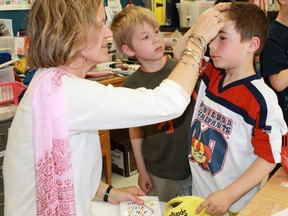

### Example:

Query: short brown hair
xmin=110 ymin=6 xmax=159 ymax=52
xmin=226 ymin=2 xmax=268 ymax=56
xmin=28 ymin=0 xmax=103 ymax=68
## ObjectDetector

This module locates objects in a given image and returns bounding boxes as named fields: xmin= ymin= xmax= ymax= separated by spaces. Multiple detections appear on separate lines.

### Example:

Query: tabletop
xmin=238 ymin=167 xmax=288 ymax=216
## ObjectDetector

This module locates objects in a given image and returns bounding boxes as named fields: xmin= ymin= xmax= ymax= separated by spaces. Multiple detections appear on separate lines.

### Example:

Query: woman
xmin=3 ymin=0 xmax=228 ymax=215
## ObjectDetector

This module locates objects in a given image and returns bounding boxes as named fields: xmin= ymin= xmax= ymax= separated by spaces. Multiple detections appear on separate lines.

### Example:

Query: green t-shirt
xmin=124 ymin=57 xmax=194 ymax=180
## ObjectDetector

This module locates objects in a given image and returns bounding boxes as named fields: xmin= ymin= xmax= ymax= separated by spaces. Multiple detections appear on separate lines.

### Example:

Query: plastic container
xmin=0 ymin=66 xmax=15 ymax=83
xmin=176 ymin=1 xmax=213 ymax=28
xmin=0 ymin=81 xmax=27 ymax=106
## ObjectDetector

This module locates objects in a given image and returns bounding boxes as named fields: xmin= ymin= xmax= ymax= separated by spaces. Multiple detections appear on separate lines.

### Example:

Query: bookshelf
xmin=0 ymin=5 xmax=30 ymax=36
xmin=0 ymin=4 xmax=31 ymax=11
xmin=160 ymin=26 xmax=189 ymax=34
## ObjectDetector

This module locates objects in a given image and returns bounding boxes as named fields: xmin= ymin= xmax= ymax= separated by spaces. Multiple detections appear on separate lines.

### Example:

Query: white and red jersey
xmin=189 ymin=62 xmax=287 ymax=213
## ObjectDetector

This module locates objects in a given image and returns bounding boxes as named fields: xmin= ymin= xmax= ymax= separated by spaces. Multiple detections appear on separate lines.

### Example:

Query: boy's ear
xmin=248 ymin=36 xmax=260 ymax=54
xmin=122 ymin=44 xmax=135 ymax=57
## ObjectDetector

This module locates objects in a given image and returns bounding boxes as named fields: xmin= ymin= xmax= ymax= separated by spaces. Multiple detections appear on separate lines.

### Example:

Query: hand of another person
xmin=108 ymin=186 xmax=146 ymax=205
xmin=192 ymin=3 xmax=231 ymax=44
xmin=195 ymin=189 xmax=234 ymax=216
xmin=138 ymin=170 xmax=154 ymax=194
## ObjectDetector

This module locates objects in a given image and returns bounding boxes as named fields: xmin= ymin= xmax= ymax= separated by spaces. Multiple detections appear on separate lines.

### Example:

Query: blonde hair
xmin=110 ymin=6 xmax=159 ymax=52
xmin=28 ymin=0 xmax=102 ymax=68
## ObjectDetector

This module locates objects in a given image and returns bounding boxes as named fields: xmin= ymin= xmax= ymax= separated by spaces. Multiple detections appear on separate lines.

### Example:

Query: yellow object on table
xmin=14 ymin=55 xmax=27 ymax=74
xmin=164 ymin=196 xmax=209 ymax=216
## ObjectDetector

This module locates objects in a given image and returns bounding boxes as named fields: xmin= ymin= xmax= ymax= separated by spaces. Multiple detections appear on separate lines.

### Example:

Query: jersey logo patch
xmin=189 ymin=102 xmax=231 ymax=175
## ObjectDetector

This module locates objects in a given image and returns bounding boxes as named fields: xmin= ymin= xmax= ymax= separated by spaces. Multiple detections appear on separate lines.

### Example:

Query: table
xmin=99 ymin=130 xmax=112 ymax=185
xmin=239 ymin=167 xmax=288 ymax=216
xmin=98 ymin=75 xmax=128 ymax=87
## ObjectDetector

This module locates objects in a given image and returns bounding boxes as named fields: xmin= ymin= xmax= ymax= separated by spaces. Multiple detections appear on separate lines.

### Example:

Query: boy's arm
xmin=173 ymin=27 xmax=194 ymax=60
xmin=196 ymin=157 xmax=276 ymax=215
xmin=268 ymin=68 xmax=288 ymax=92
xmin=129 ymin=127 xmax=153 ymax=193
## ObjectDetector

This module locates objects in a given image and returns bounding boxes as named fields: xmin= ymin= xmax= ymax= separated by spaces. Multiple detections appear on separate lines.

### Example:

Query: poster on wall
xmin=0 ymin=19 xmax=13 ymax=37
xmin=105 ymin=0 xmax=122 ymax=22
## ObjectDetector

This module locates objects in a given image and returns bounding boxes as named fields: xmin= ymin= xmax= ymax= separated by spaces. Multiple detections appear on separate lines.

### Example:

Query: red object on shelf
xmin=282 ymin=134 xmax=288 ymax=173
xmin=0 ymin=82 xmax=27 ymax=106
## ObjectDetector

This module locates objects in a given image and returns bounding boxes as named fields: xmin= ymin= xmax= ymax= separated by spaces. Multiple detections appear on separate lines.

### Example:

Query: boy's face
xmin=208 ymin=15 xmax=251 ymax=70
xmin=129 ymin=22 xmax=165 ymax=62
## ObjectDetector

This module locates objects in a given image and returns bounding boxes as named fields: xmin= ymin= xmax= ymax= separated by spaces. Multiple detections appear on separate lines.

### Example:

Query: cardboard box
xmin=0 ymin=117 xmax=13 ymax=216
xmin=110 ymin=129 xmax=138 ymax=177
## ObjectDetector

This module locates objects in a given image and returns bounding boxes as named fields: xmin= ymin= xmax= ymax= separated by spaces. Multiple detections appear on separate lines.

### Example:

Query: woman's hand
xmin=108 ymin=186 xmax=146 ymax=205
xmin=192 ymin=3 xmax=231 ymax=44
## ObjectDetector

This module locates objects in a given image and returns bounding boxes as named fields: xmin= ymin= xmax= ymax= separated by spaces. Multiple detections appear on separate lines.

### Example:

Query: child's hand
xmin=138 ymin=171 xmax=154 ymax=194
xmin=195 ymin=189 xmax=233 ymax=216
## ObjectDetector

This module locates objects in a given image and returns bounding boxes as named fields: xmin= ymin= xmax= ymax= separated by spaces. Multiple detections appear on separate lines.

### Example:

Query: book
xmin=120 ymin=196 xmax=161 ymax=216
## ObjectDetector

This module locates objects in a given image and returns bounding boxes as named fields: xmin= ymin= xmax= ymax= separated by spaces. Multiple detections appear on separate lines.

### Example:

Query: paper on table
xmin=120 ymin=196 xmax=161 ymax=216
xmin=272 ymin=208 xmax=288 ymax=216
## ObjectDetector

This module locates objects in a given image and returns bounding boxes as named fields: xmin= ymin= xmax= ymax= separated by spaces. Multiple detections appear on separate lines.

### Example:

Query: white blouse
xmin=4 ymin=74 xmax=190 ymax=216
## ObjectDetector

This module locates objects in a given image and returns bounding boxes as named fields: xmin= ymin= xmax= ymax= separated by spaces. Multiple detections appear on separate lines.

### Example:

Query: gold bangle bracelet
xmin=182 ymin=48 xmax=202 ymax=61
xmin=181 ymin=51 xmax=201 ymax=67
xmin=189 ymin=33 xmax=207 ymax=54
xmin=179 ymin=58 xmax=200 ymax=76
xmin=188 ymin=38 xmax=204 ymax=56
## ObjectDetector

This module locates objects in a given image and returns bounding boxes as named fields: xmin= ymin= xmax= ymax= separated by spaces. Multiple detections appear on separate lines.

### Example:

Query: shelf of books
xmin=0 ymin=4 xmax=31 ymax=11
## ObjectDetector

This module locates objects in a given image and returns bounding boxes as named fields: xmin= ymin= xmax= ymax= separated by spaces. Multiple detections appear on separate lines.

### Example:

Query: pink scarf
xmin=32 ymin=68 xmax=77 ymax=216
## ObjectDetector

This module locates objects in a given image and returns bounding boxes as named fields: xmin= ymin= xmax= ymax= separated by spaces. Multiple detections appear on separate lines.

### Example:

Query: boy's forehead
xmin=222 ymin=12 xmax=230 ymax=22
xmin=219 ymin=18 xmax=237 ymax=34
xmin=134 ymin=22 xmax=156 ymax=32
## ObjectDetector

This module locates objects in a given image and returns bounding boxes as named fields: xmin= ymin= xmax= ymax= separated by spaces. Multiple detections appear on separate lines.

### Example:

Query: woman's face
xmin=83 ymin=5 xmax=112 ymax=66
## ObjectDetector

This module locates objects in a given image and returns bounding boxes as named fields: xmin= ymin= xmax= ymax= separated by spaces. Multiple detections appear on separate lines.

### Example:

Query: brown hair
xmin=28 ymin=0 xmax=103 ymax=68
xmin=226 ymin=2 xmax=268 ymax=56
xmin=110 ymin=6 xmax=159 ymax=52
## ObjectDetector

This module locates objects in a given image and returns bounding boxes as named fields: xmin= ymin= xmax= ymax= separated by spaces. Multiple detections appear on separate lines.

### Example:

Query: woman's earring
xmin=81 ymin=50 xmax=87 ymax=62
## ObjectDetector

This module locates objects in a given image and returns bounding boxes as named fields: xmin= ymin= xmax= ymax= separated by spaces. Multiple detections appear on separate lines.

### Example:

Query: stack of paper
xmin=120 ymin=196 xmax=161 ymax=216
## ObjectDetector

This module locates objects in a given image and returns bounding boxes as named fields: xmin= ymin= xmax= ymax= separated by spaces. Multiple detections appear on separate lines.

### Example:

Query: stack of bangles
xmin=179 ymin=32 xmax=207 ymax=76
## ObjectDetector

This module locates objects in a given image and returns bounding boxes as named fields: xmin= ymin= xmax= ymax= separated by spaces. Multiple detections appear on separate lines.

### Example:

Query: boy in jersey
xmin=187 ymin=2 xmax=287 ymax=215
